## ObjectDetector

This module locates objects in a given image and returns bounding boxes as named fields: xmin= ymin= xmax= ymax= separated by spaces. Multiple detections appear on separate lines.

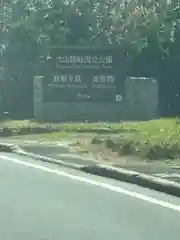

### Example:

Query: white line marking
xmin=154 ymin=173 xmax=180 ymax=178
xmin=1 ymin=155 xmax=180 ymax=212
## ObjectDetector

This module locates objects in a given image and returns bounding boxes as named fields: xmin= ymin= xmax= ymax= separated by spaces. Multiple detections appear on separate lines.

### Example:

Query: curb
xmin=1 ymin=143 xmax=180 ymax=198
xmin=0 ymin=143 xmax=21 ymax=153
xmin=17 ymin=151 xmax=82 ymax=170
xmin=0 ymin=143 xmax=82 ymax=170
xmin=82 ymin=165 xmax=180 ymax=197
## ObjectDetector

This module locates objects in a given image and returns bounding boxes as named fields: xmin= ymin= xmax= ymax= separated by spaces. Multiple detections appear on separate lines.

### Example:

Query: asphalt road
xmin=0 ymin=153 xmax=180 ymax=240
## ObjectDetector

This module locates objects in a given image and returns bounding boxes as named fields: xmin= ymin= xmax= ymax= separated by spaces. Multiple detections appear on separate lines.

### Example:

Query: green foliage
xmin=2 ymin=0 xmax=178 ymax=56
xmin=1 ymin=0 xmax=180 ymax=117
xmin=87 ymin=118 xmax=180 ymax=160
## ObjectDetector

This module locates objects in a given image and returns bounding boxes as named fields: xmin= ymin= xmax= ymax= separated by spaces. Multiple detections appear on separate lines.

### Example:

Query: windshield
xmin=0 ymin=1 xmax=180 ymax=240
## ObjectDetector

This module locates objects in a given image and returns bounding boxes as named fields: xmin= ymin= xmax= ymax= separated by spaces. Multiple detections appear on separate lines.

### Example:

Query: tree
xmin=1 ymin=0 xmax=180 ymax=117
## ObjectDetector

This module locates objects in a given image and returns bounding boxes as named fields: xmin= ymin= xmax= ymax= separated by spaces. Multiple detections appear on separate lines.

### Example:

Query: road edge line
xmin=1 ymin=143 xmax=180 ymax=197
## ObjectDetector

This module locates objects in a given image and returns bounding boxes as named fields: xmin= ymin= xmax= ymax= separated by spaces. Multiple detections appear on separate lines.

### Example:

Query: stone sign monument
xmin=34 ymin=46 xmax=158 ymax=121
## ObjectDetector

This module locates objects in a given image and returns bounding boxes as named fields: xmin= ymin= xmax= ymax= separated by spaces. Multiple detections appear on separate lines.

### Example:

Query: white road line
xmin=1 ymin=155 xmax=180 ymax=212
xmin=154 ymin=173 xmax=180 ymax=178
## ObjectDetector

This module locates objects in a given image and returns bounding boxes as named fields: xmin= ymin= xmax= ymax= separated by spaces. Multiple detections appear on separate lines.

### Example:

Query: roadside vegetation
xmin=1 ymin=0 xmax=180 ymax=119
xmin=1 ymin=118 xmax=180 ymax=160
xmin=87 ymin=118 xmax=180 ymax=160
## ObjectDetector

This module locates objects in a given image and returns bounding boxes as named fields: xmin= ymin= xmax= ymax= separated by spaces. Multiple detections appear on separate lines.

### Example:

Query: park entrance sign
xmin=34 ymin=47 xmax=158 ymax=121
xmin=42 ymin=47 xmax=123 ymax=103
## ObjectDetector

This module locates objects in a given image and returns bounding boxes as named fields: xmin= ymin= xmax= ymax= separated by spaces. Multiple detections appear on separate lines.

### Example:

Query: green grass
xmin=0 ymin=119 xmax=123 ymax=134
xmin=54 ymin=118 xmax=180 ymax=161
xmin=35 ymin=131 xmax=69 ymax=140
xmin=89 ymin=118 xmax=180 ymax=160
xmin=1 ymin=118 xmax=180 ymax=160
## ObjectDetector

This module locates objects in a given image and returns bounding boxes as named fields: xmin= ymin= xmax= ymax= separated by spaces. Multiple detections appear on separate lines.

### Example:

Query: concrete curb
xmin=1 ymin=143 xmax=180 ymax=197
xmin=82 ymin=165 xmax=180 ymax=197
xmin=0 ymin=143 xmax=21 ymax=153
xmin=0 ymin=143 xmax=82 ymax=170
xmin=17 ymin=150 xmax=83 ymax=170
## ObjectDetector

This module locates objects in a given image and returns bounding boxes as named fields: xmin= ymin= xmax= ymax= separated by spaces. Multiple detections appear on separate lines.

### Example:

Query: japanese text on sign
xmin=55 ymin=55 xmax=113 ymax=69
xmin=56 ymin=55 xmax=112 ymax=64
xmin=48 ymin=75 xmax=87 ymax=89
xmin=92 ymin=75 xmax=116 ymax=89
xmin=52 ymin=75 xmax=82 ymax=83
xmin=92 ymin=75 xmax=115 ymax=84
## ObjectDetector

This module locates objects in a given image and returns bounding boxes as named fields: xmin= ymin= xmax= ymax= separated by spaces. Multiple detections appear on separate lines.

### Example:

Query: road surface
xmin=0 ymin=152 xmax=180 ymax=240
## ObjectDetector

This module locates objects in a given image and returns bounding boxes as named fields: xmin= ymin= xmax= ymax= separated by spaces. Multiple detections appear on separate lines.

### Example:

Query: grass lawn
xmin=89 ymin=118 xmax=180 ymax=160
xmin=65 ymin=118 xmax=180 ymax=160
xmin=1 ymin=118 xmax=180 ymax=160
xmin=0 ymin=119 xmax=122 ymax=132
